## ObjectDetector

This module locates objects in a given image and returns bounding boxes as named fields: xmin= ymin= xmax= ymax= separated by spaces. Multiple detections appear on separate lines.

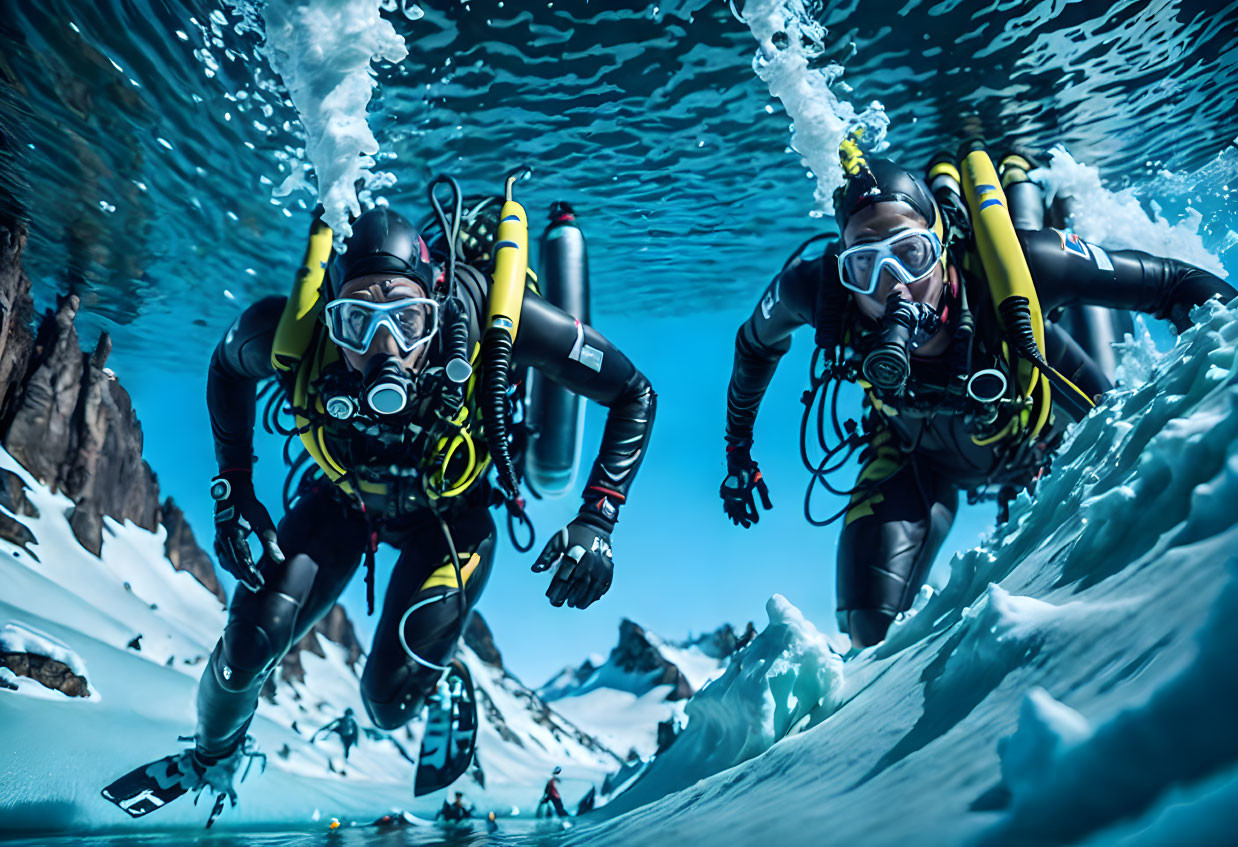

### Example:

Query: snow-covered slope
xmin=540 ymin=619 xmax=749 ymax=759
xmin=559 ymin=301 xmax=1238 ymax=845
xmin=0 ymin=447 xmax=620 ymax=833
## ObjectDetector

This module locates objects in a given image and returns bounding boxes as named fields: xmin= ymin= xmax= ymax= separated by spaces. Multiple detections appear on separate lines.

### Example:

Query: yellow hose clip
xmin=839 ymin=135 xmax=867 ymax=177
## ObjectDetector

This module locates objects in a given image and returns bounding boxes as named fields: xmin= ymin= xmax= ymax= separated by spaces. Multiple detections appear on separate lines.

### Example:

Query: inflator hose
xmin=481 ymin=328 xmax=520 ymax=497
xmin=998 ymin=296 xmax=1094 ymax=419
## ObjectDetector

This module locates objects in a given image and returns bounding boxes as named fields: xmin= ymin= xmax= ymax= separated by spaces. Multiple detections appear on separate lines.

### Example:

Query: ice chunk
xmin=1030 ymin=146 xmax=1227 ymax=277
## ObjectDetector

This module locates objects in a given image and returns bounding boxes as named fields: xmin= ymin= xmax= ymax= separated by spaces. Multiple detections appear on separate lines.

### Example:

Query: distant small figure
xmin=312 ymin=707 xmax=361 ymax=761
xmin=539 ymin=766 xmax=569 ymax=818
xmin=437 ymin=791 xmax=473 ymax=822
xmin=486 ymin=810 xmax=499 ymax=833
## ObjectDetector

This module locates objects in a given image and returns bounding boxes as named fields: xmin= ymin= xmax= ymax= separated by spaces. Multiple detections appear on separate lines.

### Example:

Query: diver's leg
xmin=360 ymin=506 xmax=496 ymax=730
xmin=195 ymin=487 xmax=367 ymax=758
xmin=836 ymin=459 xmax=957 ymax=648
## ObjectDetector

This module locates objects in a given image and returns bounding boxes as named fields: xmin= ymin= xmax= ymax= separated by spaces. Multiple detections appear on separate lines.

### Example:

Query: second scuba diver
xmin=102 ymin=176 xmax=656 ymax=823
xmin=721 ymin=140 xmax=1236 ymax=649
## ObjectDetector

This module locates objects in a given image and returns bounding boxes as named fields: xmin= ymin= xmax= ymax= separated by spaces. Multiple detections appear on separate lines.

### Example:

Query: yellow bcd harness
xmin=267 ymin=201 xmax=532 ymax=503
xmin=957 ymin=145 xmax=1095 ymax=444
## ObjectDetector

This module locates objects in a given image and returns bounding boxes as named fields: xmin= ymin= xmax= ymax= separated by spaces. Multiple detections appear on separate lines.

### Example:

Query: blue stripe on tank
xmin=495 ymin=240 xmax=519 ymax=250
xmin=980 ymin=199 xmax=1003 ymax=210
xmin=502 ymin=215 xmax=521 ymax=222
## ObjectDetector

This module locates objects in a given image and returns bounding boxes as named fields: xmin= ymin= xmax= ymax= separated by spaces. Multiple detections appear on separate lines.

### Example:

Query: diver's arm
xmin=724 ymin=254 xmax=820 ymax=448
xmin=514 ymin=293 xmax=656 ymax=523
xmin=1020 ymin=228 xmax=1237 ymax=333
xmin=207 ymin=296 xmax=285 ymax=469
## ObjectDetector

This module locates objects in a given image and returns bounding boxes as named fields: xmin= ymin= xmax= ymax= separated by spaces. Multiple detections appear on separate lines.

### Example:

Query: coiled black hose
xmin=998 ymin=295 xmax=1094 ymax=418
xmin=481 ymin=328 xmax=520 ymax=498
xmin=440 ymin=297 xmax=472 ymax=421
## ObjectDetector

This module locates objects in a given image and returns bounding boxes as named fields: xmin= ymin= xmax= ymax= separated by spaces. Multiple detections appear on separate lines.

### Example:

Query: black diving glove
xmin=533 ymin=515 xmax=614 ymax=610
xmin=720 ymin=442 xmax=772 ymax=528
xmin=210 ymin=469 xmax=284 ymax=592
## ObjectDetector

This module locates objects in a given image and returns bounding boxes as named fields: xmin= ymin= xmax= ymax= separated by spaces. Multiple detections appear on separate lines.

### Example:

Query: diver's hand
xmin=720 ymin=442 xmax=772 ymax=528
xmin=210 ymin=469 xmax=284 ymax=592
xmin=532 ymin=517 xmax=614 ymax=609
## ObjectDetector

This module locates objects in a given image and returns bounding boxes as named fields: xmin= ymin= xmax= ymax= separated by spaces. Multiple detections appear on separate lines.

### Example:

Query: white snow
xmin=0 ymin=443 xmax=623 ymax=834
xmin=539 ymin=627 xmax=735 ymax=760
xmin=547 ymin=685 xmax=680 ymax=761
xmin=0 ymin=622 xmax=90 ymax=679
xmin=600 ymin=595 xmax=844 ymax=818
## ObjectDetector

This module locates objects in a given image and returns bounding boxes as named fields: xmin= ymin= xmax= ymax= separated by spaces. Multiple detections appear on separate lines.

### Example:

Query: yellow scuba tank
xmin=272 ymin=217 xmax=334 ymax=373
xmin=958 ymin=143 xmax=1095 ymax=433
xmin=479 ymin=172 xmax=531 ymax=499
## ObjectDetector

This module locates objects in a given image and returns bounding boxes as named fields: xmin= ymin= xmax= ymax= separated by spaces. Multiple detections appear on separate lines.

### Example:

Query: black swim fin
xmin=414 ymin=658 xmax=479 ymax=796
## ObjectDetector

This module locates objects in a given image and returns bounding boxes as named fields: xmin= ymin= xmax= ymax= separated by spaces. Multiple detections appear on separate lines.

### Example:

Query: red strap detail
xmin=586 ymin=485 xmax=625 ymax=502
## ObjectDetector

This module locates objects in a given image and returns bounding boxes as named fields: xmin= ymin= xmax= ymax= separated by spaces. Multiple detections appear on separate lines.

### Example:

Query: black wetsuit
xmin=312 ymin=712 xmax=360 ymax=760
xmin=195 ymin=264 xmax=655 ymax=757
xmin=727 ymin=227 xmax=1235 ymax=646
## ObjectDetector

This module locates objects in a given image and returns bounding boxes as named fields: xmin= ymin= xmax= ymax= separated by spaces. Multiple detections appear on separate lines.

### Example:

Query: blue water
xmin=4 ymin=0 xmax=1237 ymax=359
xmin=2 ymin=1 xmax=1238 ymax=841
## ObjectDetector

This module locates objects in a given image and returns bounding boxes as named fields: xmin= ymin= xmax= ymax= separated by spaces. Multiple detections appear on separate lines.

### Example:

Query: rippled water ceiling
xmin=1 ymin=0 xmax=1235 ymax=363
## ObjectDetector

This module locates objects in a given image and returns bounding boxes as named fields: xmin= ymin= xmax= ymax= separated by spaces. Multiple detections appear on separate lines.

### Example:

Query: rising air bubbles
xmin=737 ymin=0 xmax=889 ymax=216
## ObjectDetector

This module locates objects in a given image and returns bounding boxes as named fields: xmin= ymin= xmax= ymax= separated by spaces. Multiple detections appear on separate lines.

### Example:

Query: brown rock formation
xmin=280 ymin=604 xmax=364 ymax=685
xmin=161 ymin=497 xmax=225 ymax=604
xmin=611 ymin=619 xmax=695 ymax=701
xmin=0 ymin=217 xmax=36 ymax=422
xmin=0 ymin=652 xmax=90 ymax=697
xmin=0 ymin=214 xmax=362 ymax=694
xmin=465 ymin=612 xmax=504 ymax=668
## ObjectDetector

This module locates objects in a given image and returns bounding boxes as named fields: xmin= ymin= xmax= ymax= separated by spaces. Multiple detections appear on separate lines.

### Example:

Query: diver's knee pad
xmin=361 ymin=661 xmax=443 ymax=730
xmin=215 ymin=554 xmax=318 ymax=692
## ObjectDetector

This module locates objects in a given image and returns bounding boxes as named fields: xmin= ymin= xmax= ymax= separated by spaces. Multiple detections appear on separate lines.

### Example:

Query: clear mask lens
xmin=838 ymin=229 xmax=942 ymax=295
xmin=325 ymin=297 xmax=439 ymax=355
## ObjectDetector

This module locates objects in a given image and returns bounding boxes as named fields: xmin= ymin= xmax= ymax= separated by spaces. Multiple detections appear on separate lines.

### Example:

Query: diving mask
xmin=324 ymin=296 xmax=440 ymax=356
xmin=837 ymin=228 xmax=943 ymax=296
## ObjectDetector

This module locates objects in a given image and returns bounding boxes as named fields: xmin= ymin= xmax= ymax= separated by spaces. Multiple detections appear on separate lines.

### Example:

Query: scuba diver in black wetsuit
xmin=310 ymin=707 xmax=360 ymax=761
xmin=721 ymin=139 xmax=1236 ymax=649
xmin=102 ymin=177 xmax=655 ymax=825
xmin=437 ymin=791 xmax=473 ymax=822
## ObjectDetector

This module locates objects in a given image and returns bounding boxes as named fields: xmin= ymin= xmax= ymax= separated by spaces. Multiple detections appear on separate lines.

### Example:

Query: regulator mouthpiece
xmin=862 ymin=293 xmax=916 ymax=392
xmin=364 ymin=356 xmax=413 ymax=416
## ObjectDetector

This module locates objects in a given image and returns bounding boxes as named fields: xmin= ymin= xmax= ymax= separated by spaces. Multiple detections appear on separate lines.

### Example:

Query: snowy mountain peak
xmin=543 ymin=618 xmax=754 ymax=703
xmin=536 ymin=617 xmax=754 ymax=760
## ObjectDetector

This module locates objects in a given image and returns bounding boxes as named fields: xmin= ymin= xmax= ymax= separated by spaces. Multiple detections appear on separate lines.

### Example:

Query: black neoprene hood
xmin=328 ymin=208 xmax=434 ymax=298
xmin=834 ymin=157 xmax=940 ymax=234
